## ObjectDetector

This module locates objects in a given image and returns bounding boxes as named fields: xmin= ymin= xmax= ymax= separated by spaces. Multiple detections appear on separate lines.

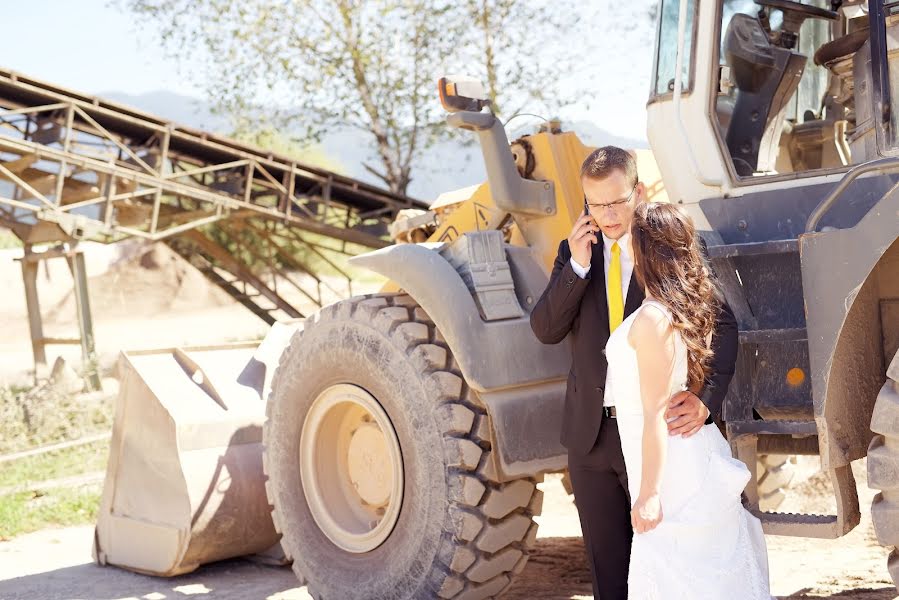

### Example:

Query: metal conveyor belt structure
xmin=0 ymin=68 xmax=427 ymax=379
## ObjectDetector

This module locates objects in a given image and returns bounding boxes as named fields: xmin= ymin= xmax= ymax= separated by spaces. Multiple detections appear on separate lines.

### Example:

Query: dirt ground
xmin=0 ymin=241 xmax=368 ymax=384
xmin=1 ymin=241 xmax=897 ymax=599
xmin=0 ymin=242 xmax=262 ymax=384
xmin=0 ymin=467 xmax=895 ymax=600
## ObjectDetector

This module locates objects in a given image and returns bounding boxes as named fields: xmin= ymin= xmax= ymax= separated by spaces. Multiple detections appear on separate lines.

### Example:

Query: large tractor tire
xmin=263 ymin=293 xmax=542 ymax=600
xmin=756 ymin=454 xmax=795 ymax=511
xmin=869 ymin=348 xmax=899 ymax=590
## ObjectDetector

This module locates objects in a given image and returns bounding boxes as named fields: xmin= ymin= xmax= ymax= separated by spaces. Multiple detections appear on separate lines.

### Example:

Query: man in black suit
xmin=529 ymin=146 xmax=738 ymax=600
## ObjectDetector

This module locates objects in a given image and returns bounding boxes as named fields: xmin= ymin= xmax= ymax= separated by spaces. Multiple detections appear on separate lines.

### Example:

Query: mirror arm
xmin=447 ymin=111 xmax=556 ymax=217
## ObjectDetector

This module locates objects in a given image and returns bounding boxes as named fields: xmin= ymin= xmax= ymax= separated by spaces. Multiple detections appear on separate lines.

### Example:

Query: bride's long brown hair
xmin=631 ymin=202 xmax=717 ymax=391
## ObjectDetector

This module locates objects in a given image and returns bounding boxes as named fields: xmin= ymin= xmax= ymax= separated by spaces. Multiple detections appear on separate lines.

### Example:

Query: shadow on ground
xmin=504 ymin=536 xmax=593 ymax=599
xmin=0 ymin=558 xmax=302 ymax=600
xmin=0 ymin=538 xmax=593 ymax=600
xmin=0 ymin=534 xmax=893 ymax=600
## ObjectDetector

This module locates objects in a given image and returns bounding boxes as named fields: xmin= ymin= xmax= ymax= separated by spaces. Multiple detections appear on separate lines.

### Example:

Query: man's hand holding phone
xmin=568 ymin=207 xmax=598 ymax=268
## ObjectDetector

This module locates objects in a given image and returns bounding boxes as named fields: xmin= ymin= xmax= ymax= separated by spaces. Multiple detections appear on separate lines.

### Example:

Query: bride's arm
xmin=628 ymin=306 xmax=676 ymax=533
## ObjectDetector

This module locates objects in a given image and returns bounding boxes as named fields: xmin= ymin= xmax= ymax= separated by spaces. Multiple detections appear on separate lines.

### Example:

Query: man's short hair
xmin=580 ymin=146 xmax=638 ymax=187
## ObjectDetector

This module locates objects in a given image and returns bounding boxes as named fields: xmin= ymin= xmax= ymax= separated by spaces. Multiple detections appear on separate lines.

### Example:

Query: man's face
xmin=582 ymin=169 xmax=644 ymax=241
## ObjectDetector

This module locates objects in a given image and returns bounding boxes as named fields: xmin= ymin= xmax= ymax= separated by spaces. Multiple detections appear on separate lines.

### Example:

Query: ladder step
xmin=729 ymin=419 xmax=817 ymax=436
xmin=752 ymin=510 xmax=836 ymax=525
xmin=707 ymin=239 xmax=799 ymax=259
xmin=740 ymin=328 xmax=807 ymax=344
xmin=751 ymin=509 xmax=841 ymax=537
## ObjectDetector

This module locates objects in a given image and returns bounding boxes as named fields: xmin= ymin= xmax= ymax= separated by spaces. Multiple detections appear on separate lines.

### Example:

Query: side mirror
xmin=437 ymin=76 xmax=555 ymax=217
xmin=438 ymin=76 xmax=491 ymax=113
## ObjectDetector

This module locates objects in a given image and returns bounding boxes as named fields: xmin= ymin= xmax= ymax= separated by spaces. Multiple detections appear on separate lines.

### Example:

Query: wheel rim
xmin=300 ymin=383 xmax=404 ymax=553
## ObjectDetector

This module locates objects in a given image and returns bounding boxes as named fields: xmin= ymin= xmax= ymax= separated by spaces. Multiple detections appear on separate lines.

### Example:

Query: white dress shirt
xmin=569 ymin=232 xmax=634 ymax=407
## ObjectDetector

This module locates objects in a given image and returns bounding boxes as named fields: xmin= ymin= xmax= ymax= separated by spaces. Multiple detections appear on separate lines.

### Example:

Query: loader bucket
xmin=93 ymin=322 xmax=301 ymax=576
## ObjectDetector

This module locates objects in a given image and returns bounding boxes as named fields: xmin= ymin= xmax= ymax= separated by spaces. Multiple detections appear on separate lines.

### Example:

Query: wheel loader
xmin=95 ymin=0 xmax=899 ymax=597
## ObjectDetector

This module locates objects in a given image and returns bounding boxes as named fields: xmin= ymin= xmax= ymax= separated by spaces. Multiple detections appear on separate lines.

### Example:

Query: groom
xmin=530 ymin=146 xmax=739 ymax=599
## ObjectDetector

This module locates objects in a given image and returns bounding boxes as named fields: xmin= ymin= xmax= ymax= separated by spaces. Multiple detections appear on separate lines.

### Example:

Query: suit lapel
xmin=623 ymin=272 xmax=645 ymax=318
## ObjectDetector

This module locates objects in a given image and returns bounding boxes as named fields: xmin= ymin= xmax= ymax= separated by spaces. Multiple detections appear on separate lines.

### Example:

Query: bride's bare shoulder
xmin=627 ymin=303 xmax=674 ymax=349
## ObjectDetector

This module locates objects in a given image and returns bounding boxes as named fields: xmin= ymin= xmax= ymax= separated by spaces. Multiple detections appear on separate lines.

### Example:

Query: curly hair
xmin=631 ymin=202 xmax=718 ymax=391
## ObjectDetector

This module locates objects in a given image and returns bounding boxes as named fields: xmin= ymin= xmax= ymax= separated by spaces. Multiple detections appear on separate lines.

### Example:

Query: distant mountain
xmin=101 ymin=90 xmax=227 ymax=132
xmin=98 ymin=90 xmax=648 ymax=202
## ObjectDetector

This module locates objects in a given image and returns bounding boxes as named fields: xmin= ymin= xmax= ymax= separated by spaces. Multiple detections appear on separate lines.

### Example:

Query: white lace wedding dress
xmin=605 ymin=300 xmax=772 ymax=599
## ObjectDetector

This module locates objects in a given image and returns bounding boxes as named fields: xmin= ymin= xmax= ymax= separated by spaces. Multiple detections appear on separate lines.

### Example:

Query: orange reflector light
xmin=786 ymin=367 xmax=806 ymax=387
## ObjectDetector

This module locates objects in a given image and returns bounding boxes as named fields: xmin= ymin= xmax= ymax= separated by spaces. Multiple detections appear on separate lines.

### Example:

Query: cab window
xmin=713 ymin=1 xmax=862 ymax=178
xmin=654 ymin=0 xmax=697 ymax=95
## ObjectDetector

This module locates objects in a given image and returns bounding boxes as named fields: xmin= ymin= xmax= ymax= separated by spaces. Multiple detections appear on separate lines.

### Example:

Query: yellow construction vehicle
xmin=90 ymin=0 xmax=899 ymax=598
xmin=90 ymin=84 xmax=667 ymax=585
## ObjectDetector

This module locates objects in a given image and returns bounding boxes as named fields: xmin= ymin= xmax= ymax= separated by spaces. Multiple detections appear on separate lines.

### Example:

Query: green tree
xmin=121 ymin=0 xmax=593 ymax=195
xmin=231 ymin=128 xmax=345 ymax=174
xmin=461 ymin=0 xmax=593 ymax=120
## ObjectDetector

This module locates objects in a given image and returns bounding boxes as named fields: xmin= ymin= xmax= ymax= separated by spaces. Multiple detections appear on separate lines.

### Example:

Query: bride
xmin=605 ymin=202 xmax=772 ymax=599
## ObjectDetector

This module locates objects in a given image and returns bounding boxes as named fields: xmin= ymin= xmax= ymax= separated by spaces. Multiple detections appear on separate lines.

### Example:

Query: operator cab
xmin=651 ymin=0 xmax=899 ymax=187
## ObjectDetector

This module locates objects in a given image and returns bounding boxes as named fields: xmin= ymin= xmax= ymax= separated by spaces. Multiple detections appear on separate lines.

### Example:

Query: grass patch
xmin=0 ymin=439 xmax=109 ymax=490
xmin=0 ymin=485 xmax=101 ymax=540
xmin=0 ymin=382 xmax=114 ymax=454
xmin=0 ymin=439 xmax=109 ymax=539
xmin=0 ymin=381 xmax=113 ymax=539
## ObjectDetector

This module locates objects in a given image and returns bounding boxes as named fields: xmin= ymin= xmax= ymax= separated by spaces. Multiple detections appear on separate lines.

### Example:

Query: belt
xmin=603 ymin=406 xmax=617 ymax=418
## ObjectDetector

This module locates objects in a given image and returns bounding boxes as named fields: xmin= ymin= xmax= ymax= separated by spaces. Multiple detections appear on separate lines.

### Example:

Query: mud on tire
xmin=756 ymin=454 xmax=795 ymax=511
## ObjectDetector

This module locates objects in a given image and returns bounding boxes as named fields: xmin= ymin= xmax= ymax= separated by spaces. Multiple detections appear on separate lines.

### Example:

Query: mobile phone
xmin=583 ymin=199 xmax=596 ymax=244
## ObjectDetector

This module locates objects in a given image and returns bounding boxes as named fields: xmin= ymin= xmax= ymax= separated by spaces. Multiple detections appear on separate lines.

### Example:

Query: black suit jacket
xmin=529 ymin=238 xmax=739 ymax=456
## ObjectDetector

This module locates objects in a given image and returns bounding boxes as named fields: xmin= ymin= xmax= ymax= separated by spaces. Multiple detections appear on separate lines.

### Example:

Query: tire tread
xmin=263 ymin=293 xmax=541 ymax=598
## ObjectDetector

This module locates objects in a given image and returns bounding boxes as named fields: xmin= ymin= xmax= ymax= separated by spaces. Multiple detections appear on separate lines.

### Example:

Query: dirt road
xmin=1 ymin=465 xmax=895 ymax=600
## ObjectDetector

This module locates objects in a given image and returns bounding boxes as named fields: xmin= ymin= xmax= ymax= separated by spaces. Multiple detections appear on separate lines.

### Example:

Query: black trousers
xmin=567 ymin=418 xmax=632 ymax=600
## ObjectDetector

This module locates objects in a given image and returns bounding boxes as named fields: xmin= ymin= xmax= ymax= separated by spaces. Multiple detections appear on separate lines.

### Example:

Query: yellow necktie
xmin=608 ymin=241 xmax=624 ymax=332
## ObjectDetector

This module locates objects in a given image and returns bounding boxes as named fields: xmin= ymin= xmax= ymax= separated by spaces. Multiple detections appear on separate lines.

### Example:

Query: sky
xmin=1 ymin=0 xmax=201 ymax=97
xmin=0 ymin=1 xmax=657 ymax=141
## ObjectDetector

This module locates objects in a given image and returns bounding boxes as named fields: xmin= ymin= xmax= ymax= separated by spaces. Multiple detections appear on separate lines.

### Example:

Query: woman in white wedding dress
xmin=604 ymin=202 xmax=772 ymax=599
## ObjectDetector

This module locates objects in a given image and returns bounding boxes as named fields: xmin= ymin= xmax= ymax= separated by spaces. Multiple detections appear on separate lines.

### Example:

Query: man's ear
xmin=635 ymin=181 xmax=647 ymax=202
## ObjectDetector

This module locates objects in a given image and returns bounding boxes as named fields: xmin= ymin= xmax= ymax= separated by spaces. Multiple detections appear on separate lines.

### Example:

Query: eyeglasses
xmin=585 ymin=183 xmax=638 ymax=212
